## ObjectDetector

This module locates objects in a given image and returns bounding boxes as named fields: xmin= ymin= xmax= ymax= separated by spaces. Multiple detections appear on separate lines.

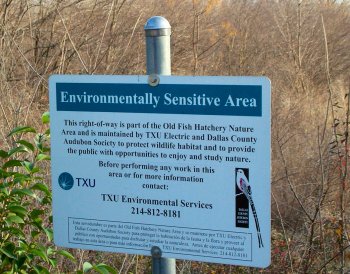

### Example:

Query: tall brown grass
xmin=1 ymin=0 xmax=350 ymax=272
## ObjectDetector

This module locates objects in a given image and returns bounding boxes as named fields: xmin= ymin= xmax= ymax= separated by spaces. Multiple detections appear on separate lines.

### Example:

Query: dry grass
xmin=1 ymin=0 xmax=350 ymax=273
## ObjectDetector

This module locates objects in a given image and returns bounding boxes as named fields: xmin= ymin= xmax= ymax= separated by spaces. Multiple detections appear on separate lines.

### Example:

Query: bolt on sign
xmin=49 ymin=75 xmax=271 ymax=268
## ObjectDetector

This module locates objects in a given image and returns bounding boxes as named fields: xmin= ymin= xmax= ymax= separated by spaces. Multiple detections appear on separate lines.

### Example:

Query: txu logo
xmin=58 ymin=172 xmax=74 ymax=190
xmin=76 ymin=177 xmax=96 ymax=187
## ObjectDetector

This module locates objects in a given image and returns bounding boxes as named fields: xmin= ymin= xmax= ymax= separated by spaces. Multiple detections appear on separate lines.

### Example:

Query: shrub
xmin=0 ymin=113 xmax=115 ymax=274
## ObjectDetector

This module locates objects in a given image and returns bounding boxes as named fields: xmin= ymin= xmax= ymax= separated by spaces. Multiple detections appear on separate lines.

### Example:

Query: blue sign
xmin=49 ymin=75 xmax=271 ymax=268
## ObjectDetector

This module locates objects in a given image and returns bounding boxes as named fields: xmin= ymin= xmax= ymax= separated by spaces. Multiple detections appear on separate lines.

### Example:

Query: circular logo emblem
xmin=58 ymin=172 xmax=74 ymax=190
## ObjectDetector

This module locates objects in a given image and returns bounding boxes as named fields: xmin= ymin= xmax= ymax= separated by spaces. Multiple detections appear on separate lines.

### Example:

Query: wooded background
xmin=1 ymin=0 xmax=350 ymax=273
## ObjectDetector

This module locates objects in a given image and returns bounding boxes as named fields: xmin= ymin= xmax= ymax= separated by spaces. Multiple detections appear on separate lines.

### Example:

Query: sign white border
xmin=50 ymin=75 xmax=271 ymax=268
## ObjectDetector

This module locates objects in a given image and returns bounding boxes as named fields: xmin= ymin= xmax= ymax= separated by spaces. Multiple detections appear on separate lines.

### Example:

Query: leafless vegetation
xmin=1 ymin=0 xmax=350 ymax=272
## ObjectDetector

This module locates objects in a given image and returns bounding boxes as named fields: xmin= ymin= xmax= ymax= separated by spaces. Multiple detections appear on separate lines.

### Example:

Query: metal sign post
xmin=145 ymin=16 xmax=171 ymax=75
xmin=144 ymin=16 xmax=176 ymax=274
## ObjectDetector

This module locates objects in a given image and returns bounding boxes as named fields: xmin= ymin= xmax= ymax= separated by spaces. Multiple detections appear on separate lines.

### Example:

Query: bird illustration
xmin=236 ymin=169 xmax=264 ymax=248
